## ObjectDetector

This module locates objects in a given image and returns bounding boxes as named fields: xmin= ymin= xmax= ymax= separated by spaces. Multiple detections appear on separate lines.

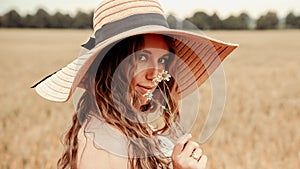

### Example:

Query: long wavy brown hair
xmin=57 ymin=34 xmax=180 ymax=169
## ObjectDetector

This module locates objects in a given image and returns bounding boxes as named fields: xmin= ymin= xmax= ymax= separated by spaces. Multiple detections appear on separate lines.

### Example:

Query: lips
xmin=137 ymin=84 xmax=156 ymax=93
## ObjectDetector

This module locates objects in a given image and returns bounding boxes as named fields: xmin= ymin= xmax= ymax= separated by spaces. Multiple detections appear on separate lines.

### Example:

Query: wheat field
xmin=0 ymin=29 xmax=299 ymax=169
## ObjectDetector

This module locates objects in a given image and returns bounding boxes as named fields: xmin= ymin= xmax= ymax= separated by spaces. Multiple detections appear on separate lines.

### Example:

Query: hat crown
xmin=93 ymin=0 xmax=165 ymax=31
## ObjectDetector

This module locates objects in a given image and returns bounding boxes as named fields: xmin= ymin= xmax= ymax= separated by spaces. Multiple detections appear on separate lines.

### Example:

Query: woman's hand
xmin=171 ymin=134 xmax=207 ymax=169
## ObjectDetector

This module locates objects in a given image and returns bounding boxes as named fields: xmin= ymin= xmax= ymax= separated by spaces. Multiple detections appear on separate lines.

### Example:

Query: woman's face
xmin=131 ymin=34 xmax=171 ymax=105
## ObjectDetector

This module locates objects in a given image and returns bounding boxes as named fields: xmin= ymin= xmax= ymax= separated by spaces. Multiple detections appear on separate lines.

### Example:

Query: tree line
xmin=1 ymin=8 xmax=300 ymax=30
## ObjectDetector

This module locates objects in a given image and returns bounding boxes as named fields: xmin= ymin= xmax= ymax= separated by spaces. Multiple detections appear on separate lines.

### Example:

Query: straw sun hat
xmin=32 ymin=0 xmax=238 ymax=102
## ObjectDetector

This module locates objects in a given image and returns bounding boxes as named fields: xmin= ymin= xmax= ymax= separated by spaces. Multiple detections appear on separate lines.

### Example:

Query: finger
xmin=176 ymin=133 xmax=192 ymax=145
xmin=181 ymin=141 xmax=199 ymax=157
xmin=197 ymin=155 xmax=208 ymax=169
xmin=191 ymin=148 xmax=202 ymax=161
xmin=172 ymin=133 xmax=192 ymax=156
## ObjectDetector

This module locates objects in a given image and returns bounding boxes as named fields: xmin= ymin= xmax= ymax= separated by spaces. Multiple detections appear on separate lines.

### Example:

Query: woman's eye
xmin=158 ymin=58 xmax=168 ymax=64
xmin=138 ymin=54 xmax=147 ymax=61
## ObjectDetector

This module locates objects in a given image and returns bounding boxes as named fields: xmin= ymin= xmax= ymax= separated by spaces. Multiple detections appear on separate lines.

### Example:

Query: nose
xmin=142 ymin=56 xmax=162 ymax=82
xmin=146 ymin=68 xmax=159 ymax=81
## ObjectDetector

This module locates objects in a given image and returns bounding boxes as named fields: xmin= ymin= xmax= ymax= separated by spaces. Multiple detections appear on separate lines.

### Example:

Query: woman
xmin=32 ymin=0 xmax=237 ymax=168
xmin=69 ymin=34 xmax=207 ymax=169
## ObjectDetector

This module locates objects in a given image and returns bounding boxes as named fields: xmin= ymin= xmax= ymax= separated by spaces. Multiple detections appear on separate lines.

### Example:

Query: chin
xmin=139 ymin=97 xmax=149 ymax=106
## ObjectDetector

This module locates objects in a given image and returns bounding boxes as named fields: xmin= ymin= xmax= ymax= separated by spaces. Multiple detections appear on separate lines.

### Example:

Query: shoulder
xmin=77 ymin=126 xmax=128 ymax=169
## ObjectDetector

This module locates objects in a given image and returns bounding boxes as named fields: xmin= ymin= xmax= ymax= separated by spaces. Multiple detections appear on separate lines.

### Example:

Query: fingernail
xmin=176 ymin=133 xmax=191 ymax=144
xmin=184 ymin=133 xmax=192 ymax=140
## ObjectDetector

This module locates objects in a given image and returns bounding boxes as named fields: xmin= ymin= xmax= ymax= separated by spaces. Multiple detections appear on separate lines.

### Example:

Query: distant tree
xmin=190 ymin=11 xmax=210 ymax=29
xmin=72 ymin=11 xmax=92 ymax=29
xmin=0 ymin=16 xmax=2 ymax=27
xmin=184 ymin=11 xmax=250 ymax=30
xmin=256 ymin=11 xmax=279 ymax=29
xmin=285 ymin=12 xmax=297 ymax=28
xmin=50 ymin=12 xmax=73 ymax=28
xmin=222 ymin=16 xmax=237 ymax=29
xmin=25 ymin=8 xmax=52 ymax=28
xmin=88 ymin=11 xmax=94 ymax=27
xmin=1 ymin=10 xmax=23 ymax=27
xmin=23 ymin=14 xmax=36 ymax=27
xmin=167 ymin=14 xmax=177 ymax=29
xmin=296 ymin=16 xmax=300 ymax=28
xmin=208 ymin=13 xmax=222 ymax=29
xmin=222 ymin=13 xmax=250 ymax=30
xmin=238 ymin=12 xmax=250 ymax=29
xmin=182 ymin=18 xmax=198 ymax=30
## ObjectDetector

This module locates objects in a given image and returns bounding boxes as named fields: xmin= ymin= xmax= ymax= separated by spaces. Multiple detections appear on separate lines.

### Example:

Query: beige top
xmin=77 ymin=125 xmax=128 ymax=168
xmin=76 ymin=117 xmax=174 ymax=169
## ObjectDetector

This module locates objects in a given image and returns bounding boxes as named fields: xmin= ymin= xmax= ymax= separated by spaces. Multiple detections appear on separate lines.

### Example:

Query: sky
xmin=1 ymin=0 xmax=300 ymax=19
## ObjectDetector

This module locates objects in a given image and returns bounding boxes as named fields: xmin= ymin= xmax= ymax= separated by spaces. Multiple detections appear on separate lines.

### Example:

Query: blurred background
xmin=0 ymin=0 xmax=299 ymax=169
xmin=1 ymin=0 xmax=300 ymax=29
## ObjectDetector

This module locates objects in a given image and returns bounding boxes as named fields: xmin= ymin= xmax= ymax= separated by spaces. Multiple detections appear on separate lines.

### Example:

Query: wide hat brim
xmin=33 ymin=25 xmax=238 ymax=102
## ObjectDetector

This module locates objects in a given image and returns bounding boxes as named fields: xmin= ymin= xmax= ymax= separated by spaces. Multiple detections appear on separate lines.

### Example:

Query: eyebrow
xmin=142 ymin=49 xmax=152 ymax=54
xmin=141 ymin=49 xmax=170 ymax=57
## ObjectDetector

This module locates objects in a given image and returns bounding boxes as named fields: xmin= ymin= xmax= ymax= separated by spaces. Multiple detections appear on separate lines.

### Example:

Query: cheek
xmin=131 ymin=73 xmax=144 ymax=86
xmin=136 ymin=62 xmax=148 ymax=73
xmin=136 ymin=64 xmax=166 ymax=75
xmin=158 ymin=64 xmax=166 ymax=71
